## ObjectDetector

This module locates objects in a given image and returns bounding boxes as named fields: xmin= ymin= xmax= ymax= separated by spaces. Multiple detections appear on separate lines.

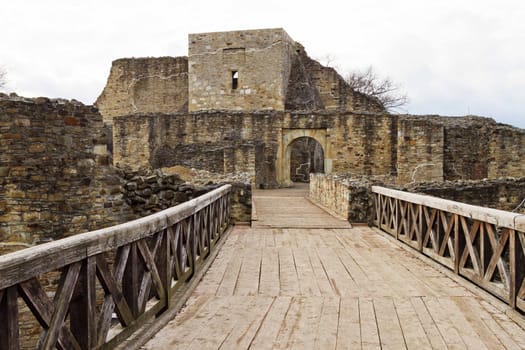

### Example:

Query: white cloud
xmin=1 ymin=0 xmax=524 ymax=128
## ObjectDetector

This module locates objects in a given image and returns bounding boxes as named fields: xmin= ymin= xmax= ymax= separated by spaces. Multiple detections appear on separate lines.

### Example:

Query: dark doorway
xmin=289 ymin=137 xmax=324 ymax=183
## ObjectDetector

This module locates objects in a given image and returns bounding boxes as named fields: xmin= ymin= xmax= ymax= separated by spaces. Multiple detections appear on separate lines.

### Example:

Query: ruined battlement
xmin=95 ymin=28 xmax=384 ymax=125
xmin=96 ymin=56 xmax=188 ymax=124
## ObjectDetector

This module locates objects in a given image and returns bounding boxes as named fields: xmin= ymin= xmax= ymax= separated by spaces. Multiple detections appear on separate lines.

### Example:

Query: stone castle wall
xmin=402 ymin=178 xmax=525 ymax=213
xmin=113 ymin=111 xmax=401 ymax=188
xmin=288 ymin=44 xmax=385 ymax=113
xmin=95 ymin=29 xmax=384 ymax=124
xmin=0 ymin=96 xmax=253 ymax=255
xmin=396 ymin=118 xmax=444 ymax=183
xmin=96 ymin=57 xmax=188 ymax=124
xmin=188 ymin=28 xmax=295 ymax=112
xmin=0 ymin=95 xmax=136 ymax=254
xmin=113 ymin=110 xmax=525 ymax=189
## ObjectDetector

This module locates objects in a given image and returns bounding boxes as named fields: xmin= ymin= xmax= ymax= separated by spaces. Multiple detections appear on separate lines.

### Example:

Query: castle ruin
xmin=96 ymin=28 xmax=525 ymax=188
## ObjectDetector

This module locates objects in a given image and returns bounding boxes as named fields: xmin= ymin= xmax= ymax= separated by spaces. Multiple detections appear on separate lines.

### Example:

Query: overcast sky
xmin=1 ymin=0 xmax=524 ymax=128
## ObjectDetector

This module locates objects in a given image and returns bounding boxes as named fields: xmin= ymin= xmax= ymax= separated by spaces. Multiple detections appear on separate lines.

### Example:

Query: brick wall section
xmin=95 ymin=56 xmax=188 ymax=125
xmin=0 ymin=95 xmax=136 ymax=254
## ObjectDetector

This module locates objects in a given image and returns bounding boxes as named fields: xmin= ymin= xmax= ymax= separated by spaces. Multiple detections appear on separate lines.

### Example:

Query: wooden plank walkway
xmin=143 ymin=185 xmax=525 ymax=349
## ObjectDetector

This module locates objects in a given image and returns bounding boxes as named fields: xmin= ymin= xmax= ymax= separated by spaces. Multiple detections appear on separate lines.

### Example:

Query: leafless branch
xmin=345 ymin=66 xmax=408 ymax=112
xmin=0 ymin=66 xmax=6 ymax=90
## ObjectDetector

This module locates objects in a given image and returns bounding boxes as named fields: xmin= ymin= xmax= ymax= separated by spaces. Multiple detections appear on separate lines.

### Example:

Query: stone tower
xmin=188 ymin=28 xmax=295 ymax=111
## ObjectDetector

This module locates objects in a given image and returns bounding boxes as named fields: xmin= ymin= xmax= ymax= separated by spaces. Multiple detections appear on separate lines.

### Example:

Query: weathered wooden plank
xmin=95 ymin=253 xmax=134 ymax=329
xmin=359 ymin=298 xmax=381 ymax=350
xmin=258 ymin=247 xmax=280 ymax=296
xmin=410 ymin=297 xmax=447 ymax=349
xmin=123 ymin=243 xmax=142 ymax=318
xmin=437 ymin=297 xmax=490 ymax=349
xmin=234 ymin=246 xmax=262 ymax=296
xmin=70 ymin=257 xmax=97 ymax=349
xmin=156 ymin=229 xmax=171 ymax=309
xmin=272 ymin=297 xmax=304 ymax=349
xmin=374 ymin=297 xmax=406 ymax=349
xmin=462 ymin=297 xmax=521 ymax=350
xmin=0 ymin=286 xmax=19 ymax=350
xmin=18 ymin=278 xmax=81 ymax=350
xmin=149 ymin=295 xmax=228 ymax=348
xmin=336 ymin=297 xmax=360 ymax=350
xmin=245 ymin=297 xmax=292 ymax=350
xmin=212 ymin=296 xmax=274 ymax=349
xmin=137 ymin=238 xmax=165 ymax=311
xmin=315 ymin=297 xmax=339 ymax=350
xmin=422 ymin=297 xmax=467 ymax=348
xmin=278 ymin=246 xmax=300 ymax=296
xmin=39 ymin=262 xmax=82 ymax=350
xmin=215 ymin=244 xmax=244 ymax=296
xmin=479 ymin=299 xmax=525 ymax=349
xmin=393 ymin=297 xmax=432 ymax=350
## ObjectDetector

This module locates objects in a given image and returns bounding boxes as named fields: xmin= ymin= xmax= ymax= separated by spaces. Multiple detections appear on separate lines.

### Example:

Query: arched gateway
xmin=276 ymin=129 xmax=333 ymax=187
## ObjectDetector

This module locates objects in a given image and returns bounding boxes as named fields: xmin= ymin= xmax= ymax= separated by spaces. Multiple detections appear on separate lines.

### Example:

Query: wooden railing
xmin=0 ymin=185 xmax=231 ymax=350
xmin=372 ymin=186 xmax=525 ymax=312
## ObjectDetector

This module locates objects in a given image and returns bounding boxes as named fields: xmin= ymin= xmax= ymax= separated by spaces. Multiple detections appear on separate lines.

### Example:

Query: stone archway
xmin=276 ymin=129 xmax=332 ymax=187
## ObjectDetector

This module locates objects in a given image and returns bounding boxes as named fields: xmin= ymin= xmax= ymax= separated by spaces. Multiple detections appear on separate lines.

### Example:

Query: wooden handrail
xmin=372 ymin=185 xmax=525 ymax=313
xmin=0 ymin=184 xmax=231 ymax=350
xmin=372 ymin=186 xmax=525 ymax=230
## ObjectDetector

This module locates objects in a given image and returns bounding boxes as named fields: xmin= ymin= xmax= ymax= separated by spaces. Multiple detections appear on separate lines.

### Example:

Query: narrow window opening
xmin=232 ymin=71 xmax=239 ymax=90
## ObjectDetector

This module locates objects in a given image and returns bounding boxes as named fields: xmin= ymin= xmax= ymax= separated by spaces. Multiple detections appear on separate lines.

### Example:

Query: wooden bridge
xmin=1 ymin=184 xmax=525 ymax=349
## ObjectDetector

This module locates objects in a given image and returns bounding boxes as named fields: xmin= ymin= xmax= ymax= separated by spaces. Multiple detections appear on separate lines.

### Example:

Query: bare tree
xmin=0 ymin=66 xmax=6 ymax=90
xmin=345 ymin=66 xmax=408 ymax=112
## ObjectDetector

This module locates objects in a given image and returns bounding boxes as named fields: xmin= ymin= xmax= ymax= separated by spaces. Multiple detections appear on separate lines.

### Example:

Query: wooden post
xmin=0 ymin=286 xmax=19 ymax=350
xmin=70 ymin=257 xmax=97 ymax=349
xmin=510 ymin=229 xmax=516 ymax=309
xmin=156 ymin=229 xmax=171 ymax=310
xmin=123 ymin=243 xmax=141 ymax=318
xmin=454 ymin=214 xmax=460 ymax=274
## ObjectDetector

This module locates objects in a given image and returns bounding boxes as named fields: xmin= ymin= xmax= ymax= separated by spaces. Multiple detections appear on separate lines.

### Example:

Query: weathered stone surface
xmin=0 ymin=95 xmax=138 ymax=249
xmin=113 ymin=110 xmax=525 ymax=188
xmin=310 ymin=174 xmax=525 ymax=225
xmin=402 ymin=177 xmax=525 ymax=213
xmin=95 ymin=56 xmax=188 ymax=125
xmin=188 ymin=28 xmax=296 ymax=112
xmin=96 ymin=28 xmax=384 ymax=124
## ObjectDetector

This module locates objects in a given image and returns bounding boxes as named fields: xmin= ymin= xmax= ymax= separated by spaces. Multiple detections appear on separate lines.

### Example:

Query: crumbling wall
xmin=309 ymin=174 xmax=376 ymax=223
xmin=119 ymin=168 xmax=252 ymax=223
xmin=188 ymin=28 xmax=295 ymax=112
xmin=396 ymin=117 xmax=444 ymax=184
xmin=113 ymin=111 xmax=399 ymax=188
xmin=290 ymin=44 xmax=385 ymax=113
xmin=488 ymin=126 xmax=525 ymax=179
xmin=442 ymin=117 xmax=492 ymax=180
xmin=95 ymin=57 xmax=188 ymax=124
xmin=403 ymin=178 xmax=525 ymax=213
xmin=0 ymin=95 xmax=136 ymax=254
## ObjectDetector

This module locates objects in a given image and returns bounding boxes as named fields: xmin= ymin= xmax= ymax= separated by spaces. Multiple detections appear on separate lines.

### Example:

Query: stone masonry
xmin=97 ymin=28 xmax=525 ymax=189
xmin=0 ymin=94 xmax=135 ymax=254
xmin=96 ymin=56 xmax=188 ymax=125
